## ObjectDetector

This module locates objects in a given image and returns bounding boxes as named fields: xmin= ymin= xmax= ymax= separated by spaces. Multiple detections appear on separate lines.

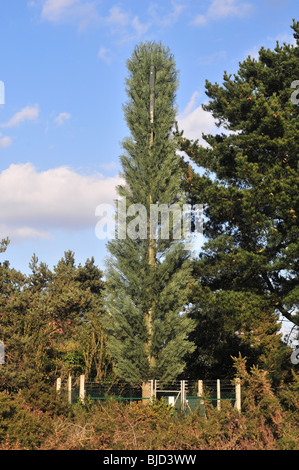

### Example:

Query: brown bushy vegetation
xmin=0 ymin=359 xmax=298 ymax=450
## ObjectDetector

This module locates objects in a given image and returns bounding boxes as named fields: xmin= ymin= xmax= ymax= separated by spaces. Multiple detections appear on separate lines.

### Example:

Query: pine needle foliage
xmin=105 ymin=42 xmax=195 ymax=385
xmin=178 ymin=20 xmax=299 ymax=379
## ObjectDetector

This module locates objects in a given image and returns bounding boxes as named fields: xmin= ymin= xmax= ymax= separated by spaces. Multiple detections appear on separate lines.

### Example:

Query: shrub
xmin=0 ymin=391 xmax=53 ymax=449
xmin=0 ymin=369 xmax=298 ymax=450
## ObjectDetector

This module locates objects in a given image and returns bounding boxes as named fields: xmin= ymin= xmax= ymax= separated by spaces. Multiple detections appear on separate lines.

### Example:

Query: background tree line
xmin=0 ymin=239 xmax=111 ymax=390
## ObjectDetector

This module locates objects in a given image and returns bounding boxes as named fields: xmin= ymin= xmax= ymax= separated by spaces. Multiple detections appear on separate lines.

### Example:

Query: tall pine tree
xmin=105 ymin=42 xmax=195 ymax=387
xmin=178 ymin=20 xmax=299 ymax=380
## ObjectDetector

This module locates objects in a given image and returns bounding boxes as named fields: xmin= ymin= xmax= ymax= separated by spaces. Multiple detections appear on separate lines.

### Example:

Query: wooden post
xmin=56 ymin=377 xmax=61 ymax=393
xmin=150 ymin=380 xmax=156 ymax=402
xmin=181 ymin=380 xmax=186 ymax=412
xmin=67 ymin=375 xmax=72 ymax=404
xmin=197 ymin=380 xmax=203 ymax=398
xmin=217 ymin=379 xmax=221 ymax=410
xmin=235 ymin=377 xmax=241 ymax=412
xmin=197 ymin=380 xmax=206 ymax=417
xmin=79 ymin=374 xmax=85 ymax=404
xmin=142 ymin=381 xmax=151 ymax=403
xmin=198 ymin=380 xmax=204 ymax=408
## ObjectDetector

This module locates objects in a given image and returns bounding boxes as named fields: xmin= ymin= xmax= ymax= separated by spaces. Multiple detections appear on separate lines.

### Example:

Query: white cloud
xmin=99 ymin=161 xmax=117 ymax=171
xmin=0 ymin=163 xmax=123 ymax=241
xmin=97 ymin=2 xmax=183 ymax=46
xmin=41 ymin=0 xmax=98 ymax=29
xmin=98 ymin=46 xmax=112 ymax=63
xmin=268 ymin=32 xmax=296 ymax=46
xmin=0 ymin=224 xmax=50 ymax=241
xmin=197 ymin=50 xmax=227 ymax=66
xmin=131 ymin=16 xmax=150 ymax=38
xmin=54 ymin=112 xmax=71 ymax=126
xmin=0 ymin=105 xmax=39 ymax=128
xmin=148 ymin=1 xmax=185 ymax=28
xmin=103 ymin=6 xmax=150 ymax=44
xmin=193 ymin=0 xmax=253 ymax=25
xmin=41 ymin=0 xmax=77 ymax=21
xmin=0 ymin=133 xmax=12 ymax=148
xmin=105 ymin=6 xmax=130 ymax=27
xmin=177 ymin=92 xmax=217 ymax=144
xmin=243 ymin=30 xmax=296 ymax=63
xmin=244 ymin=45 xmax=260 ymax=61
xmin=39 ymin=1 xmax=184 ymax=44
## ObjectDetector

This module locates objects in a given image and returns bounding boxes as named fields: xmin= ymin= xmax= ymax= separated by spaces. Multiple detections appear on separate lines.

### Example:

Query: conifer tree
xmin=105 ymin=42 xmax=195 ymax=386
xmin=0 ymin=244 xmax=110 ymax=389
xmin=178 ymin=20 xmax=299 ymax=379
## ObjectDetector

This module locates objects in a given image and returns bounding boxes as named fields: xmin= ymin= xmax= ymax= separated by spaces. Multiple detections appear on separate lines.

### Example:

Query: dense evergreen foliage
xmin=0 ymin=242 xmax=111 ymax=391
xmin=177 ymin=20 xmax=299 ymax=380
xmin=104 ymin=42 xmax=195 ymax=385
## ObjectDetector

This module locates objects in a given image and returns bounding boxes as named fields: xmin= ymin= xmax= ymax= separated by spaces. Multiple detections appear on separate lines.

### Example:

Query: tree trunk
xmin=145 ymin=65 xmax=156 ymax=371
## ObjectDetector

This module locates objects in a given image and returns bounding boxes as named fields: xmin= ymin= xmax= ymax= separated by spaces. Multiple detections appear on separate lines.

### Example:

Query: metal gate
xmin=152 ymin=380 xmax=188 ymax=411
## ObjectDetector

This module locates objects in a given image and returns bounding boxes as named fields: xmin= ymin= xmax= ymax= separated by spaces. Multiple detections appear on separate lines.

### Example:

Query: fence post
xmin=68 ymin=375 xmax=72 ymax=404
xmin=56 ymin=377 xmax=61 ymax=393
xmin=217 ymin=379 xmax=221 ymax=410
xmin=142 ymin=381 xmax=151 ymax=403
xmin=197 ymin=380 xmax=206 ymax=417
xmin=181 ymin=380 xmax=186 ymax=412
xmin=150 ymin=380 xmax=156 ymax=402
xmin=197 ymin=380 xmax=203 ymax=398
xmin=235 ymin=377 xmax=241 ymax=412
xmin=79 ymin=374 xmax=85 ymax=404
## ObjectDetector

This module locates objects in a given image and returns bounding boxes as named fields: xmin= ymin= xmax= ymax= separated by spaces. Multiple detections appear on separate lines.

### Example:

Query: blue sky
xmin=0 ymin=0 xmax=297 ymax=275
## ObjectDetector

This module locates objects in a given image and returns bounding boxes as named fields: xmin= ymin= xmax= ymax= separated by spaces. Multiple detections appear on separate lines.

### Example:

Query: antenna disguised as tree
xmin=105 ymin=42 xmax=195 ymax=388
